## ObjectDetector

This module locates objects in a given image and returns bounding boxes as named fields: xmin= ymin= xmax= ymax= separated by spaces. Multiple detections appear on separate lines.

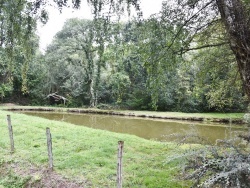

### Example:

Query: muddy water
xmin=22 ymin=111 xmax=247 ymax=143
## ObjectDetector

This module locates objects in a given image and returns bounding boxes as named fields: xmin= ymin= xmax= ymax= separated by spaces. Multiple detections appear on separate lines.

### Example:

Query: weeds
xmin=0 ymin=160 xmax=30 ymax=188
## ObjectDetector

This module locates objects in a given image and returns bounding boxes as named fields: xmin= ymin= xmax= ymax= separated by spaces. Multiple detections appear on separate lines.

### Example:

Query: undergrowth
xmin=167 ymin=131 xmax=250 ymax=187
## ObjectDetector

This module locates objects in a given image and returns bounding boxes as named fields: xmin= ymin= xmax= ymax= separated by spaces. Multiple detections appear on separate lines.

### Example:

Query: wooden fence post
xmin=46 ymin=127 xmax=53 ymax=170
xmin=7 ymin=115 xmax=14 ymax=153
xmin=117 ymin=141 xmax=124 ymax=188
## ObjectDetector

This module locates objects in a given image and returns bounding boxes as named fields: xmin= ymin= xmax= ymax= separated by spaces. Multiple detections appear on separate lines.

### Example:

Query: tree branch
xmin=177 ymin=42 xmax=229 ymax=54
xmin=165 ymin=0 xmax=216 ymax=52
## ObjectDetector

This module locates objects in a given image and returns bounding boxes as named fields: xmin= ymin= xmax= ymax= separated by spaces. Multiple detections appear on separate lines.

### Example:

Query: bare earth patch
xmin=1 ymin=162 xmax=85 ymax=188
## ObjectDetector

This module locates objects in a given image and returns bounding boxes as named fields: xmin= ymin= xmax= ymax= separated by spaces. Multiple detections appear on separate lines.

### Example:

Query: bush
xmin=243 ymin=113 xmax=250 ymax=124
xmin=167 ymin=133 xmax=250 ymax=187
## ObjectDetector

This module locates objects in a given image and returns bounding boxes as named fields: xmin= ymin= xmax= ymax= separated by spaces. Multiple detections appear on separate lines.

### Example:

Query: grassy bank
xmin=0 ymin=110 xmax=188 ymax=187
xmin=1 ymin=105 xmax=245 ymax=124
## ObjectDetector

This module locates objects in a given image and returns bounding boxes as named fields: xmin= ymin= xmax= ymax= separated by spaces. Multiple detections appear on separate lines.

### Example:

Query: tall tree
xmin=216 ymin=0 xmax=250 ymax=101
xmin=157 ymin=0 xmax=250 ymax=103
xmin=0 ymin=0 xmax=39 ymax=99
xmin=45 ymin=18 xmax=108 ymax=107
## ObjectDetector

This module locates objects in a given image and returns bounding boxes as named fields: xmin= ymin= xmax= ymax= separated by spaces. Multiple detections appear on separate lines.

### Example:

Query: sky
xmin=37 ymin=0 xmax=163 ymax=52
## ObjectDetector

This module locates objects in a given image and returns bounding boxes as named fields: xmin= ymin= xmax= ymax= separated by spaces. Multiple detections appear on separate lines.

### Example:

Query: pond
xmin=22 ymin=111 xmax=248 ymax=144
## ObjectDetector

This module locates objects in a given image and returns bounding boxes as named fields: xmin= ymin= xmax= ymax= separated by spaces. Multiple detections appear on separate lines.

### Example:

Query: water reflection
xmin=22 ymin=111 xmax=248 ymax=143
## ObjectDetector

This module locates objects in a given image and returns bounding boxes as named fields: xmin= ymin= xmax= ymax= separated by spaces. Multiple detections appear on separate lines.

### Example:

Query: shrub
xmin=167 ymin=133 xmax=250 ymax=187
xmin=243 ymin=113 xmax=250 ymax=124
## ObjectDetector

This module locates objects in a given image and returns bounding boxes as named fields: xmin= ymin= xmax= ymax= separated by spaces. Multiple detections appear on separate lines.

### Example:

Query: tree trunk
xmin=216 ymin=0 xmax=250 ymax=101
xmin=89 ymin=79 xmax=97 ymax=108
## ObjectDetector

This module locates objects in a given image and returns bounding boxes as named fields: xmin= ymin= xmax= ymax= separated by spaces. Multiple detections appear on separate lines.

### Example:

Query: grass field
xmin=0 ymin=110 xmax=189 ymax=187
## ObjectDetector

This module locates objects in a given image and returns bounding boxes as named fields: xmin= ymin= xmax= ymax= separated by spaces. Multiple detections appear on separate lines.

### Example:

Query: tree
xmin=0 ymin=0 xmax=49 ymax=101
xmin=4 ymin=0 xmax=250 ymax=109
xmin=216 ymin=0 xmax=250 ymax=101
xmin=190 ymin=43 xmax=248 ymax=112
xmin=102 ymin=21 xmax=151 ymax=109
xmin=156 ymin=0 xmax=250 ymax=104
xmin=86 ymin=0 xmax=250 ymax=108
xmin=44 ymin=18 xmax=109 ymax=107
xmin=109 ymin=72 xmax=131 ymax=104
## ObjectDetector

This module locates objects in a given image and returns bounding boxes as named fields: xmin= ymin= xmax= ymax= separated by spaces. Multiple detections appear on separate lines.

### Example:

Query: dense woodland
xmin=0 ymin=0 xmax=249 ymax=113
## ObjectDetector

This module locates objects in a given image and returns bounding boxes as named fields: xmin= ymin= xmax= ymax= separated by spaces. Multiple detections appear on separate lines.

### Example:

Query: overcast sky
xmin=37 ymin=0 xmax=163 ymax=52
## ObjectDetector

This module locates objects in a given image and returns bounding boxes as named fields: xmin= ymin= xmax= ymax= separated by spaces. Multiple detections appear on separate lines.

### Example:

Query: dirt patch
xmin=0 ymin=162 xmax=85 ymax=188
xmin=24 ymin=168 xmax=84 ymax=188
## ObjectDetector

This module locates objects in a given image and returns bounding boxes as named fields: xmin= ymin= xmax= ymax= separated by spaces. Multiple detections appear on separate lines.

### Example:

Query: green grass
xmin=122 ymin=111 xmax=244 ymax=119
xmin=0 ymin=105 xmax=245 ymax=121
xmin=0 ymin=110 xmax=188 ymax=187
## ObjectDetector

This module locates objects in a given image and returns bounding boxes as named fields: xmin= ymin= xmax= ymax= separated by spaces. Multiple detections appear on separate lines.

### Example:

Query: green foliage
xmin=126 ymin=89 xmax=151 ymax=110
xmin=2 ymin=0 xmax=248 ymax=113
xmin=0 ymin=1 xmax=40 ymax=102
xmin=109 ymin=72 xmax=131 ymax=104
xmin=136 ymin=17 xmax=184 ymax=110
xmin=0 ymin=83 xmax=13 ymax=99
xmin=44 ymin=14 xmax=245 ymax=112
xmin=0 ymin=171 xmax=30 ymax=188
xmin=44 ymin=18 xmax=109 ymax=107
xmin=190 ymin=43 xmax=248 ymax=112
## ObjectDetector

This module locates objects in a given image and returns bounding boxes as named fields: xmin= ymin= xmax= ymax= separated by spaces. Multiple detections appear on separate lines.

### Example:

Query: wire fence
xmin=5 ymin=114 xmax=124 ymax=188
